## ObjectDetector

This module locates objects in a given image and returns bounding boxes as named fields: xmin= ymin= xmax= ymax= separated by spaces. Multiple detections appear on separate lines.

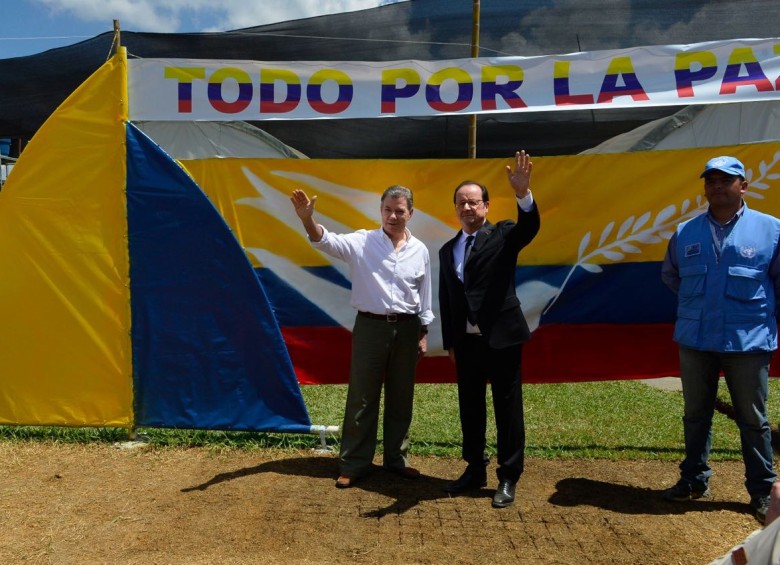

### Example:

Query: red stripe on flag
xmin=282 ymin=324 xmax=780 ymax=384
xmin=281 ymin=326 xmax=351 ymax=384
xmin=523 ymin=323 xmax=679 ymax=383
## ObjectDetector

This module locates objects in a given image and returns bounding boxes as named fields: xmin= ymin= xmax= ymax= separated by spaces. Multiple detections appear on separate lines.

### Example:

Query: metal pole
xmin=468 ymin=0 xmax=480 ymax=158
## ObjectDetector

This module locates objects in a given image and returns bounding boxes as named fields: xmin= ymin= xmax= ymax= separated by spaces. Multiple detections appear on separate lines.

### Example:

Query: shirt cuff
xmin=516 ymin=190 xmax=534 ymax=212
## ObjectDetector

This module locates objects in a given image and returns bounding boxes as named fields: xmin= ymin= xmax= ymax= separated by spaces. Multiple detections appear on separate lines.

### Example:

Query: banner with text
xmin=128 ymin=38 xmax=780 ymax=121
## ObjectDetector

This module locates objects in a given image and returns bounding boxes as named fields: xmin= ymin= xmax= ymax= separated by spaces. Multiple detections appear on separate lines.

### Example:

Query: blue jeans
xmin=678 ymin=346 xmax=776 ymax=497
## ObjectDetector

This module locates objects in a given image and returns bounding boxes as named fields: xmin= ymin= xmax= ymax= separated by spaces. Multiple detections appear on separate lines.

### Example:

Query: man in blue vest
xmin=661 ymin=155 xmax=780 ymax=523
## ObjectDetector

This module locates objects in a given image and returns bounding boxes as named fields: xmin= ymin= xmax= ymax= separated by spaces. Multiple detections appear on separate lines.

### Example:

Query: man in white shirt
xmin=290 ymin=185 xmax=434 ymax=488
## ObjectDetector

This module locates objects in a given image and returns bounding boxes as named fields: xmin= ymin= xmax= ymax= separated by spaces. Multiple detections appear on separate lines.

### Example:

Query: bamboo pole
xmin=109 ymin=19 xmax=121 ymax=59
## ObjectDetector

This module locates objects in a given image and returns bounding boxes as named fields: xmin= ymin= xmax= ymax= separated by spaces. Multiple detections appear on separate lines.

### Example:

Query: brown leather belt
xmin=358 ymin=311 xmax=418 ymax=322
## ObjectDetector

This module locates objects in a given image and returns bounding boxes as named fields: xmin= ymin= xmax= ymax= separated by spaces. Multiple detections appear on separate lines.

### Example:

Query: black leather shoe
xmin=444 ymin=467 xmax=487 ymax=494
xmin=492 ymin=479 xmax=516 ymax=508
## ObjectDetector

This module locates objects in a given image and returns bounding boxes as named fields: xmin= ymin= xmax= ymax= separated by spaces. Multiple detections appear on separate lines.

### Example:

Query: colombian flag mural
xmin=181 ymin=146 xmax=780 ymax=385
xmin=2 ymin=49 xmax=780 ymax=428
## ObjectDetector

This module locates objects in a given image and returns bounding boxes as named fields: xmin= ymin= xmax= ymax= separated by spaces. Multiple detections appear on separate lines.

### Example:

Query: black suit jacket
xmin=439 ymin=202 xmax=540 ymax=350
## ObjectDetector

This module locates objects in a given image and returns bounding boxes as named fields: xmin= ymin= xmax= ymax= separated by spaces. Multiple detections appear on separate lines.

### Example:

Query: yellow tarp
xmin=0 ymin=51 xmax=132 ymax=426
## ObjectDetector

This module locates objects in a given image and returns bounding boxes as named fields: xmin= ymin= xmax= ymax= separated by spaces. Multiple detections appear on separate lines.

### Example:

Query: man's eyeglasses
xmin=455 ymin=199 xmax=483 ymax=209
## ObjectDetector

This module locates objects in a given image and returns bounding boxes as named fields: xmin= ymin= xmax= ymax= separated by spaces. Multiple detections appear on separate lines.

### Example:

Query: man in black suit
xmin=438 ymin=150 xmax=540 ymax=508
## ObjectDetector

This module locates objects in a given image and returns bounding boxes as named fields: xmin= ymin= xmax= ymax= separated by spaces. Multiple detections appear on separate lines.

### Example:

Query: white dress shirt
xmin=312 ymin=226 xmax=434 ymax=325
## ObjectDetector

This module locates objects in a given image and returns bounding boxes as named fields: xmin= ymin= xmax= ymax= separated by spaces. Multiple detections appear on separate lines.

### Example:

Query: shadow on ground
xmin=550 ymin=476 xmax=748 ymax=516
xmin=181 ymin=455 xmax=473 ymax=518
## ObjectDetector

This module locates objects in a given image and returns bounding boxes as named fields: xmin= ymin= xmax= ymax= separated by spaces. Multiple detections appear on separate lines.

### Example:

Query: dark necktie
xmin=464 ymin=235 xmax=475 ymax=263
xmin=464 ymin=235 xmax=477 ymax=325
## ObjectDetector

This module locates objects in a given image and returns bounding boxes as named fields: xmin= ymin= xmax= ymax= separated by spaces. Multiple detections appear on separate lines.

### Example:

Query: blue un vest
xmin=673 ymin=205 xmax=780 ymax=352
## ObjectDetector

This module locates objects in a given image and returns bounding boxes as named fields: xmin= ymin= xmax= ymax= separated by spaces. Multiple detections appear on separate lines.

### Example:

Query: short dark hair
xmin=453 ymin=180 xmax=489 ymax=204
xmin=382 ymin=185 xmax=414 ymax=210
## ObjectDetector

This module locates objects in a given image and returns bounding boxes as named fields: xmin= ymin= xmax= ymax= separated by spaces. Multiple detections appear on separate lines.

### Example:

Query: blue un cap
xmin=700 ymin=156 xmax=745 ymax=179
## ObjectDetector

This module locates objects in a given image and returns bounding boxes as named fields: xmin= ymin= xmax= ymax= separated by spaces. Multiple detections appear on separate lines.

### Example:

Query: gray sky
xmin=0 ymin=0 xmax=407 ymax=58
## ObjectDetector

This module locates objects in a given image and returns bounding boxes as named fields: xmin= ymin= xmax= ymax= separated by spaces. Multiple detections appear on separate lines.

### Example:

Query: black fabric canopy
xmin=1 ymin=0 xmax=778 ymax=158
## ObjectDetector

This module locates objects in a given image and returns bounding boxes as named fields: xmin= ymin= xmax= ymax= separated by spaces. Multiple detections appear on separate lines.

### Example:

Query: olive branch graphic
xmin=541 ymin=150 xmax=780 ymax=316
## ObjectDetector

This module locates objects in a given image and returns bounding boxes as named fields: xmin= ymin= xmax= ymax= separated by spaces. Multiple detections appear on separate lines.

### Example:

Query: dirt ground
xmin=0 ymin=442 xmax=766 ymax=565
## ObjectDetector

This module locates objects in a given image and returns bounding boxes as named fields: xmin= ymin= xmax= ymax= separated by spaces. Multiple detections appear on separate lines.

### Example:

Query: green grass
xmin=408 ymin=379 xmax=775 ymax=461
xmin=2 ymin=379 xmax=779 ymax=461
